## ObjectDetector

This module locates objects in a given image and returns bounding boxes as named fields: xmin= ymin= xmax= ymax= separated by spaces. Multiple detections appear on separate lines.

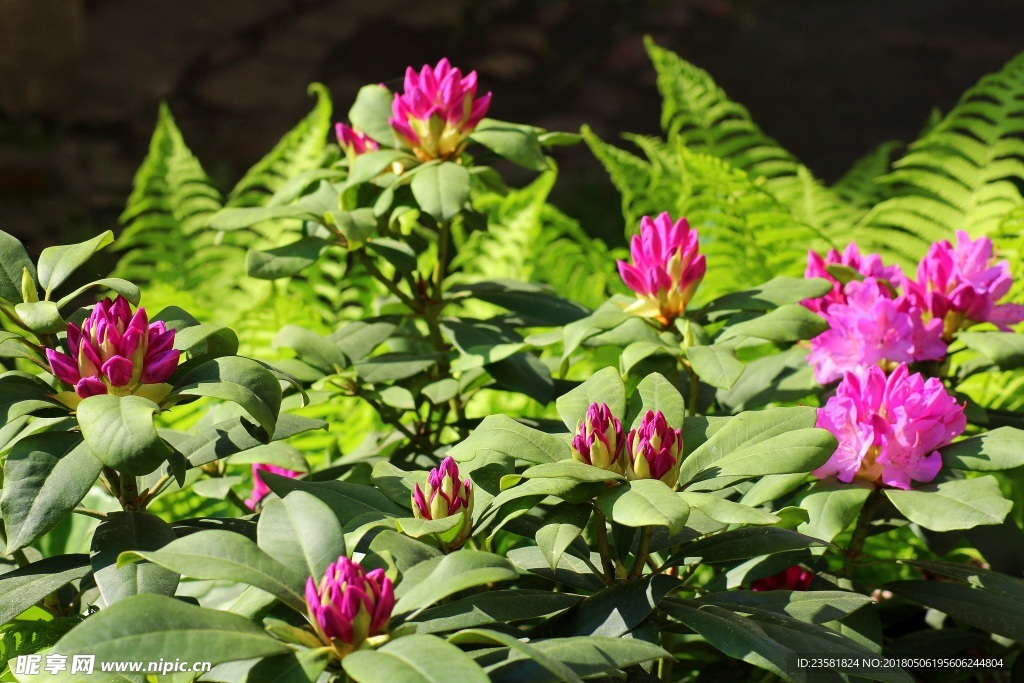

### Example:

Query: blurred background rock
xmin=1 ymin=0 xmax=1022 ymax=253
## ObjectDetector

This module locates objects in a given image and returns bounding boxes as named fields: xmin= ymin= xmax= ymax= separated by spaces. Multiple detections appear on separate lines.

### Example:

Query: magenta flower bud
xmin=802 ymin=243 xmax=902 ymax=315
xmin=571 ymin=402 xmax=625 ymax=474
xmin=751 ymin=566 xmax=815 ymax=592
xmin=387 ymin=58 xmax=492 ymax=162
xmin=617 ymin=213 xmax=706 ymax=326
xmin=245 ymin=463 xmax=302 ymax=510
xmin=815 ymin=363 xmax=965 ymax=490
xmin=306 ymin=556 xmax=395 ymax=659
xmin=335 ymin=123 xmax=379 ymax=158
xmin=46 ymin=295 xmax=181 ymax=405
xmin=905 ymin=231 xmax=1024 ymax=340
xmin=626 ymin=410 xmax=683 ymax=488
xmin=411 ymin=456 xmax=473 ymax=551
xmin=807 ymin=278 xmax=946 ymax=385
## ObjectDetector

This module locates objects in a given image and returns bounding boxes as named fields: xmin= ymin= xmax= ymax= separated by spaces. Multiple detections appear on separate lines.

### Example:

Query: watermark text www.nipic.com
xmin=13 ymin=654 xmax=214 ymax=676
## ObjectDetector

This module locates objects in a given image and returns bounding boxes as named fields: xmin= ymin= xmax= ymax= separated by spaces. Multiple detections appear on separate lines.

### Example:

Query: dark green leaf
xmin=91 ymin=511 xmax=179 ymax=605
xmin=344 ymin=634 xmax=489 ymax=683
xmin=258 ymin=490 xmax=345 ymax=579
xmin=885 ymin=476 xmax=1012 ymax=531
xmin=0 ymin=554 xmax=90 ymax=624
xmin=36 ymin=231 xmax=114 ymax=296
xmin=77 ymin=394 xmax=171 ymax=476
xmin=246 ymin=237 xmax=330 ymax=280
xmin=596 ymin=480 xmax=690 ymax=535
xmin=940 ymin=427 xmax=1024 ymax=471
xmin=412 ymin=162 xmax=471 ymax=223
xmin=555 ymin=366 xmax=626 ymax=432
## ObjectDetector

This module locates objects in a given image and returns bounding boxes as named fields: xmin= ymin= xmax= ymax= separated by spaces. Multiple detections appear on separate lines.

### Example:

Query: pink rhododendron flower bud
xmin=906 ymin=230 xmax=1024 ymax=339
xmin=388 ymin=58 xmax=491 ymax=162
xmin=815 ymin=363 xmax=966 ymax=490
xmin=412 ymin=456 xmax=473 ymax=550
xmin=335 ymin=123 xmax=379 ymax=158
xmin=46 ymin=295 xmax=180 ymax=406
xmin=751 ymin=565 xmax=815 ymax=591
xmin=246 ymin=463 xmax=302 ymax=510
xmin=306 ymin=556 xmax=395 ymax=659
xmin=802 ymin=243 xmax=902 ymax=314
xmin=571 ymin=402 xmax=625 ymax=474
xmin=807 ymin=278 xmax=945 ymax=384
xmin=626 ymin=410 xmax=683 ymax=488
xmin=617 ymin=213 xmax=707 ymax=326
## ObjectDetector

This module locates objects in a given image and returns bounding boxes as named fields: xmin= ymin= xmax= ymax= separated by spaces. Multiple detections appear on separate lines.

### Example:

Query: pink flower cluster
xmin=47 ymin=295 xmax=180 ymax=403
xmin=335 ymin=123 xmax=379 ymax=157
xmin=389 ymin=58 xmax=491 ymax=162
xmin=804 ymin=232 xmax=1023 ymax=384
xmin=571 ymin=402 xmax=625 ymax=474
xmin=751 ymin=565 xmax=814 ymax=592
xmin=617 ymin=213 xmax=706 ymax=325
xmin=411 ymin=456 xmax=473 ymax=551
xmin=245 ymin=463 xmax=302 ymax=510
xmin=306 ymin=556 xmax=394 ymax=656
xmin=815 ymin=364 xmax=965 ymax=490
xmin=626 ymin=410 xmax=684 ymax=487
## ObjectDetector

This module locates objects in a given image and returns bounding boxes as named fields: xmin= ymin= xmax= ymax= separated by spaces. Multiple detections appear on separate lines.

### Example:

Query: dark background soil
xmin=2 ymin=0 xmax=1023 ymax=253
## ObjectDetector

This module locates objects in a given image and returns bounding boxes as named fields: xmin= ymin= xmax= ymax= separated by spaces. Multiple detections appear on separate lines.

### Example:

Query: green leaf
xmin=395 ymin=514 xmax=465 ymax=540
xmin=536 ymin=503 xmax=591 ymax=570
xmin=540 ymin=575 xmax=677 ymax=637
xmin=885 ymin=476 xmax=1012 ymax=531
xmin=422 ymin=378 xmax=459 ymax=405
xmin=678 ymin=407 xmax=820 ymax=486
xmin=957 ymin=331 xmax=1024 ymax=370
xmin=91 ymin=511 xmax=179 ymax=606
xmin=36 ymin=231 xmax=114 ymax=297
xmin=940 ymin=427 xmax=1024 ymax=471
xmin=20 ymin=594 xmax=290 ymax=682
xmin=701 ymin=590 xmax=873 ymax=624
xmin=366 ymin=237 xmax=418 ymax=272
xmin=331 ymin=208 xmax=379 ymax=248
xmin=678 ymin=492 xmax=780 ymax=525
xmin=686 ymin=344 xmax=745 ymax=390
xmin=555 ymin=366 xmax=626 ymax=432
xmin=344 ymin=634 xmax=489 ymax=683
xmin=165 ymin=356 xmax=283 ymax=438
xmin=505 ymin=546 xmax=605 ymax=592
xmin=208 ymin=648 xmax=332 ymax=683
xmin=245 ymin=237 xmax=330 ymax=280
xmin=1 ymin=434 xmax=102 ymax=552
xmin=886 ymin=578 xmax=1024 ymax=642
xmin=0 ymin=554 xmax=90 ymax=625
xmin=393 ymin=551 xmax=519 ymax=614
xmin=261 ymin=473 xmax=407 ymax=525
xmin=449 ymin=279 xmax=587 ymax=326
xmin=448 ymin=629 xmax=584 ymax=683
xmin=596 ymin=480 xmax=690 ymax=535
xmin=411 ymin=162 xmax=471 ymax=223
xmin=688 ymin=429 xmax=836 ymax=484
xmin=14 ymin=300 xmax=67 ymax=334
xmin=797 ymin=481 xmax=872 ymax=543
xmin=413 ymin=590 xmax=581 ymax=634
xmin=700 ymin=277 xmax=833 ymax=315
xmin=118 ymin=529 xmax=307 ymax=613
xmin=273 ymin=325 xmax=348 ymax=375
xmin=0 ymin=230 xmax=35 ymax=303
xmin=449 ymin=415 xmax=568 ymax=465
xmin=676 ymin=527 xmax=828 ymax=564
xmin=332 ymin=317 xmax=400 ymax=359
xmin=55 ymin=278 xmax=141 ymax=310
xmin=346 ymin=150 xmax=408 ymax=186
xmin=626 ymin=372 xmax=686 ymax=431
xmin=520 ymin=460 xmax=623 ymax=483
xmin=718 ymin=304 xmax=828 ymax=343
xmin=477 ymin=636 xmax=668 ymax=683
xmin=348 ymin=84 xmax=397 ymax=147
xmin=77 ymin=394 xmax=171 ymax=476
xmin=258 ymin=491 xmax=345 ymax=580
xmin=354 ymin=353 xmax=440 ymax=382
xmin=470 ymin=121 xmax=548 ymax=171
xmin=442 ymin=319 xmax=524 ymax=370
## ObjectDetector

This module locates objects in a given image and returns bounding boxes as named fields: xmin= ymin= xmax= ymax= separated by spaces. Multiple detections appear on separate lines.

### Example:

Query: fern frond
xmin=113 ymin=103 xmax=223 ymax=288
xmin=832 ymin=141 xmax=901 ymax=208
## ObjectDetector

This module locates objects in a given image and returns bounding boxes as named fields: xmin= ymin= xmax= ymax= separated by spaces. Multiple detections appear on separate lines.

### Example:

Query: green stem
xmin=592 ymin=506 xmax=615 ymax=584
xmin=119 ymin=472 xmax=141 ymax=511
xmin=359 ymin=251 xmax=421 ymax=312
xmin=227 ymin=489 xmax=253 ymax=514
xmin=660 ymin=630 xmax=676 ymax=682
xmin=846 ymin=488 xmax=885 ymax=574
xmin=628 ymin=526 xmax=654 ymax=580
xmin=73 ymin=507 xmax=109 ymax=521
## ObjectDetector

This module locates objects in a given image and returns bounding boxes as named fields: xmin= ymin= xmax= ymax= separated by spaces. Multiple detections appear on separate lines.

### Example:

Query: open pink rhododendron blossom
xmin=388 ymin=58 xmax=491 ymax=162
xmin=246 ymin=463 xmax=302 ymax=510
xmin=807 ymin=277 xmax=946 ymax=384
xmin=335 ymin=122 xmax=379 ymax=158
xmin=802 ymin=243 xmax=903 ymax=315
xmin=626 ymin=409 xmax=683 ymax=487
xmin=904 ymin=230 xmax=1024 ymax=339
xmin=306 ymin=556 xmax=395 ymax=659
xmin=815 ymin=363 xmax=966 ymax=490
xmin=412 ymin=455 xmax=474 ymax=551
xmin=46 ymin=295 xmax=180 ymax=408
xmin=617 ymin=212 xmax=706 ymax=326
xmin=571 ymin=402 xmax=625 ymax=474
xmin=751 ymin=566 xmax=815 ymax=592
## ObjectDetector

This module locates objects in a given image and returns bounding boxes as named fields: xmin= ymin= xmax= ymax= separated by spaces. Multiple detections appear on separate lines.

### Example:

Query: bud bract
xmin=46 ymin=295 xmax=180 ymax=407
xmin=626 ymin=410 xmax=683 ymax=488
xmin=412 ymin=455 xmax=473 ymax=550
xmin=306 ymin=556 xmax=395 ymax=659
xmin=571 ymin=402 xmax=625 ymax=474
xmin=336 ymin=122 xmax=379 ymax=159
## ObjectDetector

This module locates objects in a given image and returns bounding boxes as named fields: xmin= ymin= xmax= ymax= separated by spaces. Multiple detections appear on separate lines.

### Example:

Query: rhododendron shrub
xmin=2 ymin=51 xmax=1024 ymax=683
